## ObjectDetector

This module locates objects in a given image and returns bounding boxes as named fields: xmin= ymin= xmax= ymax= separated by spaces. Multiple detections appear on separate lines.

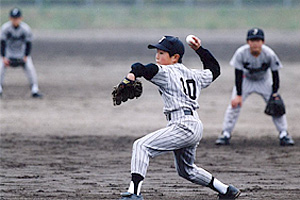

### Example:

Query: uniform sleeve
xmin=196 ymin=46 xmax=220 ymax=81
xmin=1 ymin=40 xmax=6 ymax=57
xmin=1 ymin=25 xmax=7 ymax=40
xmin=150 ymin=65 xmax=170 ymax=87
xmin=25 ymin=42 xmax=32 ymax=56
xmin=229 ymin=49 xmax=244 ymax=70
xmin=130 ymin=63 xmax=159 ymax=80
xmin=272 ymin=70 xmax=279 ymax=93
xmin=24 ymin=23 xmax=33 ymax=42
xmin=0 ymin=26 xmax=7 ymax=57
xmin=26 ymin=31 xmax=33 ymax=42
xmin=270 ymin=51 xmax=283 ymax=71
xmin=235 ymin=69 xmax=243 ymax=95
xmin=193 ymin=69 xmax=213 ymax=89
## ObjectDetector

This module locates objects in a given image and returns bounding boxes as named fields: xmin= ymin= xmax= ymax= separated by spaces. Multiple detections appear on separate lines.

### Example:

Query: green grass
xmin=1 ymin=5 xmax=299 ymax=30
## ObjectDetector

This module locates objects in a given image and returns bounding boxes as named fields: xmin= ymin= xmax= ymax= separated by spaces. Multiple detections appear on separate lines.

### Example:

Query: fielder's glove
xmin=112 ymin=77 xmax=143 ymax=106
xmin=264 ymin=93 xmax=286 ymax=117
xmin=9 ymin=58 xmax=25 ymax=67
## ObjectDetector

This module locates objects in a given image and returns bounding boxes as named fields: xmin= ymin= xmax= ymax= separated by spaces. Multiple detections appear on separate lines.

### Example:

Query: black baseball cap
xmin=10 ymin=8 xmax=22 ymax=18
xmin=148 ymin=36 xmax=185 ymax=63
xmin=247 ymin=28 xmax=264 ymax=41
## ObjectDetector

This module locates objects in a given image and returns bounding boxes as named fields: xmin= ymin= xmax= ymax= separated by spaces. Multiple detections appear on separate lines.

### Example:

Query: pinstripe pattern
xmin=223 ymin=44 xmax=287 ymax=133
xmin=151 ymin=63 xmax=213 ymax=112
xmin=131 ymin=63 xmax=214 ymax=186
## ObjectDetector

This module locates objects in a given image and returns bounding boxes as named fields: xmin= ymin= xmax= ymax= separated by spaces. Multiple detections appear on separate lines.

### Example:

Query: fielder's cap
xmin=148 ymin=36 xmax=185 ymax=63
xmin=247 ymin=28 xmax=264 ymax=40
xmin=10 ymin=8 xmax=22 ymax=18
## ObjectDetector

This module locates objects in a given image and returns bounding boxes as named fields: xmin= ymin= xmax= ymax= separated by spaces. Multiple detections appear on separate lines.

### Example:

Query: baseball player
xmin=0 ymin=8 xmax=42 ymax=98
xmin=118 ymin=36 xmax=240 ymax=199
xmin=215 ymin=28 xmax=294 ymax=146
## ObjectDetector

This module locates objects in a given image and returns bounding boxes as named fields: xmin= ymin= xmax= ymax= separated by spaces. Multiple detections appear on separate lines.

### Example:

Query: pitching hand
xmin=188 ymin=36 xmax=201 ymax=51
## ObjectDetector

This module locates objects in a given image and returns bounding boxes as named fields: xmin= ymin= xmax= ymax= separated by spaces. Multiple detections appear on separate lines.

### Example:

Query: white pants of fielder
xmin=222 ymin=76 xmax=287 ymax=134
xmin=131 ymin=109 xmax=213 ymax=186
xmin=0 ymin=56 xmax=39 ymax=94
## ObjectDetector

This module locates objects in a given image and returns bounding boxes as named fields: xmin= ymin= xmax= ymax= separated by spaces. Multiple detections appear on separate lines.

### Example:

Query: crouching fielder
xmin=0 ymin=8 xmax=42 ymax=98
xmin=216 ymin=28 xmax=294 ymax=146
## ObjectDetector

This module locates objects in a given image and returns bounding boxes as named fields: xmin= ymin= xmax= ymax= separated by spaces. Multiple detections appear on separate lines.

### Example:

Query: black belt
xmin=165 ymin=108 xmax=193 ymax=121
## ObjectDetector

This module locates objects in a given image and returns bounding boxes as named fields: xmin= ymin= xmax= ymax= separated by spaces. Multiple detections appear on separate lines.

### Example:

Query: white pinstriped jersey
xmin=129 ymin=46 xmax=222 ymax=193
xmin=131 ymin=63 xmax=215 ymax=183
xmin=1 ymin=21 xmax=32 ymax=58
xmin=150 ymin=63 xmax=213 ymax=113
xmin=230 ymin=44 xmax=282 ymax=80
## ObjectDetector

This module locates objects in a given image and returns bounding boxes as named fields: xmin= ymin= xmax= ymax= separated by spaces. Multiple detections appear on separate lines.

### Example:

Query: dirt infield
xmin=1 ymin=29 xmax=300 ymax=199
xmin=1 ymin=134 xmax=299 ymax=200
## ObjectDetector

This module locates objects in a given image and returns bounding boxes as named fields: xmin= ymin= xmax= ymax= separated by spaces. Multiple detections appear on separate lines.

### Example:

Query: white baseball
xmin=186 ymin=34 xmax=196 ymax=45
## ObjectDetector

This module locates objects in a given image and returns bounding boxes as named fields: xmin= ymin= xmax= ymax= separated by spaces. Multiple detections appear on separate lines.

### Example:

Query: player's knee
xmin=132 ymin=138 xmax=145 ymax=152
xmin=133 ymin=138 xmax=152 ymax=158
xmin=177 ymin=169 xmax=186 ymax=178
xmin=177 ymin=167 xmax=195 ymax=181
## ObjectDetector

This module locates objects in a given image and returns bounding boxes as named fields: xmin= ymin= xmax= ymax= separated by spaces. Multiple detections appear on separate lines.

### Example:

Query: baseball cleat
xmin=280 ymin=135 xmax=294 ymax=146
xmin=215 ymin=135 xmax=230 ymax=145
xmin=32 ymin=92 xmax=43 ymax=98
xmin=218 ymin=185 xmax=241 ymax=199
xmin=119 ymin=192 xmax=143 ymax=200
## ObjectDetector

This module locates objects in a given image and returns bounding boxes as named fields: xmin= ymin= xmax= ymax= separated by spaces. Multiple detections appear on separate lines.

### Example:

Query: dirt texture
xmin=1 ymin=29 xmax=300 ymax=200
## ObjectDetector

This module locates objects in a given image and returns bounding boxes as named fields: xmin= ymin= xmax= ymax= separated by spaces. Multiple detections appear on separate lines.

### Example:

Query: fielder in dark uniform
xmin=118 ymin=35 xmax=240 ymax=200
xmin=0 ymin=8 xmax=42 ymax=98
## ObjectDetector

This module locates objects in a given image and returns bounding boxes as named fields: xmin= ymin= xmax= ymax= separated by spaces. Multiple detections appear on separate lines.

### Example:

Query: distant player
xmin=215 ymin=28 xmax=294 ymax=146
xmin=0 ymin=8 xmax=42 ymax=98
xmin=114 ymin=36 xmax=240 ymax=199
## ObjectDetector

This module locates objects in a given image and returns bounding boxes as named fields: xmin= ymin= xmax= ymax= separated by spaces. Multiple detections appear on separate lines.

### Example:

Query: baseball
xmin=186 ymin=34 xmax=196 ymax=45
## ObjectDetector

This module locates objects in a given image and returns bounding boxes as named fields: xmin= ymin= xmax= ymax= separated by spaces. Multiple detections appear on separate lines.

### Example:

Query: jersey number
xmin=180 ymin=78 xmax=196 ymax=100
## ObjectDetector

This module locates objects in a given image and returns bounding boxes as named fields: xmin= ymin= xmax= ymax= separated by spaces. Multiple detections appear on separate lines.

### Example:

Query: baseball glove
xmin=9 ymin=58 xmax=25 ymax=67
xmin=112 ymin=77 xmax=143 ymax=106
xmin=264 ymin=93 xmax=285 ymax=117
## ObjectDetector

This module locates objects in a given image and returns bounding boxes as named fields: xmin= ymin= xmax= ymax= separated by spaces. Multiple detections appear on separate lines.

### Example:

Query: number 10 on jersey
xmin=180 ymin=78 xmax=196 ymax=100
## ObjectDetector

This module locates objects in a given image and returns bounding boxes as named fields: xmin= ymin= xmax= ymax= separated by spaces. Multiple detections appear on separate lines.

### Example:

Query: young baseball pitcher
xmin=0 ymin=8 xmax=42 ymax=98
xmin=112 ymin=36 xmax=240 ymax=199
xmin=215 ymin=28 xmax=294 ymax=146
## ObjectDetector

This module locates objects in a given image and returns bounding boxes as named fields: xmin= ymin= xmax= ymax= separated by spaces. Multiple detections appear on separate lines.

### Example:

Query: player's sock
xmin=128 ymin=173 xmax=144 ymax=195
xmin=279 ymin=130 xmax=288 ymax=139
xmin=208 ymin=177 xmax=228 ymax=194
xmin=223 ymin=131 xmax=231 ymax=138
xmin=31 ymin=84 xmax=39 ymax=94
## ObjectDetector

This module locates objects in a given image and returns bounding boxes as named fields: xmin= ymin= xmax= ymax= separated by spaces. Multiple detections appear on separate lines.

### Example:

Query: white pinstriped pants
xmin=131 ymin=109 xmax=212 ymax=186
xmin=223 ymin=76 xmax=287 ymax=134
xmin=0 ymin=56 xmax=39 ymax=94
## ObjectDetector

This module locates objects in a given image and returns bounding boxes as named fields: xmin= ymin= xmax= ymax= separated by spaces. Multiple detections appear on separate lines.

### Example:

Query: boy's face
xmin=10 ymin=17 xmax=23 ymax=27
xmin=155 ymin=49 xmax=178 ymax=65
xmin=247 ymin=39 xmax=264 ymax=56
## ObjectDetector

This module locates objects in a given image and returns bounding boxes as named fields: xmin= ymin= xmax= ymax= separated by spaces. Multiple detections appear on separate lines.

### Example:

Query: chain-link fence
xmin=1 ymin=0 xmax=299 ymax=7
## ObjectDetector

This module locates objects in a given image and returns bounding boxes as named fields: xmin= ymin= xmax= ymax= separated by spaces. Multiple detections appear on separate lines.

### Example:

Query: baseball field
xmin=1 ymin=29 xmax=300 ymax=199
